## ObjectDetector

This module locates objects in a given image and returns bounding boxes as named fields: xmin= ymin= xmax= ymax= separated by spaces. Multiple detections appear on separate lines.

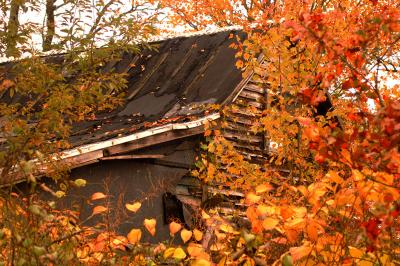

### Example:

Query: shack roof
xmin=68 ymin=29 xmax=245 ymax=148
xmin=0 ymin=29 xmax=254 ymax=182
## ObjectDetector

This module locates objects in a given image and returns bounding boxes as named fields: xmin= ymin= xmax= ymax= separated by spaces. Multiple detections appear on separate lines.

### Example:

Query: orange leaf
xmin=262 ymin=217 xmax=279 ymax=230
xmin=306 ymin=220 xmax=319 ymax=241
xmin=181 ymin=229 xmax=192 ymax=243
xmin=92 ymin=206 xmax=107 ymax=215
xmin=326 ymin=171 xmax=344 ymax=184
xmin=125 ymin=202 xmax=141 ymax=213
xmin=256 ymin=204 xmax=275 ymax=217
xmin=290 ymin=244 xmax=312 ymax=262
xmin=169 ymin=221 xmax=182 ymax=235
xmin=193 ymin=229 xmax=203 ymax=241
xmin=246 ymin=192 xmax=261 ymax=205
xmin=91 ymin=192 xmax=107 ymax=201
xmin=187 ymin=243 xmax=204 ymax=257
xmin=127 ymin=229 xmax=142 ymax=244
xmin=144 ymin=218 xmax=157 ymax=236
xmin=255 ymin=183 xmax=273 ymax=194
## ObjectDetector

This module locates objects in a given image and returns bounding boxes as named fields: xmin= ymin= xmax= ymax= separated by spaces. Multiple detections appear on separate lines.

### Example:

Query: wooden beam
xmin=104 ymin=126 xmax=204 ymax=156
xmin=152 ymin=159 xmax=192 ymax=169
xmin=99 ymin=154 xmax=165 ymax=160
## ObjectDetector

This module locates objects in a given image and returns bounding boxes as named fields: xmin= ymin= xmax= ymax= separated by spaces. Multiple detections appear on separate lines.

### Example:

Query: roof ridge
xmin=0 ymin=26 xmax=242 ymax=64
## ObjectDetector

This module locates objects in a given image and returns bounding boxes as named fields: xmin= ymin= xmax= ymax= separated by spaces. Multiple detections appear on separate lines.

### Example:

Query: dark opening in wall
xmin=163 ymin=192 xmax=185 ymax=225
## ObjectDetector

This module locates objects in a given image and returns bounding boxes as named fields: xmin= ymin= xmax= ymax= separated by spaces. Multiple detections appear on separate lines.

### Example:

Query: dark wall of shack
xmin=30 ymin=136 xmax=203 ymax=243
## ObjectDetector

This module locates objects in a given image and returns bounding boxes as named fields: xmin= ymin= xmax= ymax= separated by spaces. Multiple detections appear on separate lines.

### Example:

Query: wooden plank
xmin=223 ymin=131 xmax=263 ymax=143
xmin=243 ymin=84 xmax=265 ymax=94
xmin=239 ymin=90 xmax=264 ymax=101
xmin=234 ymin=98 xmax=264 ymax=109
xmin=207 ymin=186 xmax=244 ymax=197
xmin=223 ymin=53 xmax=265 ymax=105
xmin=231 ymin=142 xmax=263 ymax=152
xmin=105 ymin=126 xmax=204 ymax=156
xmin=99 ymin=154 xmax=165 ymax=160
xmin=152 ymin=159 xmax=192 ymax=169
xmin=227 ymin=108 xmax=261 ymax=117
xmin=236 ymin=148 xmax=265 ymax=158
xmin=176 ymin=195 xmax=201 ymax=207
xmin=223 ymin=121 xmax=253 ymax=132
xmin=63 ymin=149 xmax=104 ymax=167
xmin=225 ymin=115 xmax=256 ymax=126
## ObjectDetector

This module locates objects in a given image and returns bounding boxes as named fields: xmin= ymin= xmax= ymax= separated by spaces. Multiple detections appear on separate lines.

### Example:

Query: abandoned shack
xmin=1 ymin=29 xmax=273 ymax=242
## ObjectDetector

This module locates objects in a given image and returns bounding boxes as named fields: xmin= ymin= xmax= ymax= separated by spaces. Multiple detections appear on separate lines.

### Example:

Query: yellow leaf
xmin=125 ymin=202 xmax=141 ymax=213
xmin=144 ymin=218 xmax=156 ymax=236
xmin=193 ymin=229 xmax=203 ymax=241
xmin=262 ymin=217 xmax=279 ymax=230
xmin=293 ymin=207 xmax=307 ymax=218
xmin=358 ymin=260 xmax=374 ymax=266
xmin=201 ymin=210 xmax=210 ymax=219
xmin=169 ymin=221 xmax=182 ymax=235
xmin=74 ymin=178 xmax=87 ymax=187
xmin=164 ymin=247 xmax=175 ymax=259
xmin=173 ymin=247 xmax=187 ymax=260
xmin=55 ymin=191 xmax=65 ymax=198
xmin=191 ymin=259 xmax=211 ymax=266
xmin=181 ymin=229 xmax=192 ymax=243
xmin=219 ymin=224 xmax=235 ymax=234
xmin=286 ymin=217 xmax=306 ymax=229
xmin=92 ymin=205 xmax=107 ymax=215
xmin=127 ymin=229 xmax=142 ymax=244
xmin=255 ymin=183 xmax=273 ymax=194
xmin=91 ymin=192 xmax=107 ymax=201
xmin=352 ymin=169 xmax=364 ymax=181
xmin=246 ymin=192 xmax=261 ymax=204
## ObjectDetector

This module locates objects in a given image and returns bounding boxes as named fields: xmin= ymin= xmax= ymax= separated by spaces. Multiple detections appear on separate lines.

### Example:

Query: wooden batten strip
xmin=207 ymin=186 xmax=244 ymax=197
xmin=222 ymin=131 xmax=263 ymax=143
xmin=231 ymin=142 xmax=263 ymax=152
xmin=243 ymin=84 xmax=265 ymax=94
xmin=99 ymin=154 xmax=165 ymax=160
xmin=223 ymin=121 xmax=254 ymax=132
xmin=238 ymin=91 xmax=264 ymax=101
xmin=234 ymin=98 xmax=264 ymax=109
xmin=127 ymin=51 xmax=169 ymax=100
xmin=225 ymin=115 xmax=256 ymax=126
xmin=226 ymin=108 xmax=261 ymax=117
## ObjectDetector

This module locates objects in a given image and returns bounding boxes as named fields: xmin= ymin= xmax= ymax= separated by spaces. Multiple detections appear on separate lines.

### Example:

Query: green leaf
xmin=282 ymin=255 xmax=293 ymax=266
xmin=33 ymin=246 xmax=46 ymax=256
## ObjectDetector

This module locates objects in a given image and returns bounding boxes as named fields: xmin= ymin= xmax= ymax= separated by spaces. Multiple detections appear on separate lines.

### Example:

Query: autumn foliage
xmin=0 ymin=0 xmax=400 ymax=265
xmin=157 ymin=0 xmax=400 ymax=264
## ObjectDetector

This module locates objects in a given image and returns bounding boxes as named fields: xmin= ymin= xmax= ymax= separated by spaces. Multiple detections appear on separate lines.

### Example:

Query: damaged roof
xmin=68 ymin=29 xmax=245 ymax=147
xmin=1 ymin=30 xmax=246 ymax=148
xmin=0 ymin=29 xmax=252 ymax=182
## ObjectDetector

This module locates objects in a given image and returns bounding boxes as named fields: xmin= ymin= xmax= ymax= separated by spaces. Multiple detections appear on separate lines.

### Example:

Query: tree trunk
xmin=6 ymin=0 xmax=20 ymax=57
xmin=43 ymin=0 xmax=56 ymax=51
